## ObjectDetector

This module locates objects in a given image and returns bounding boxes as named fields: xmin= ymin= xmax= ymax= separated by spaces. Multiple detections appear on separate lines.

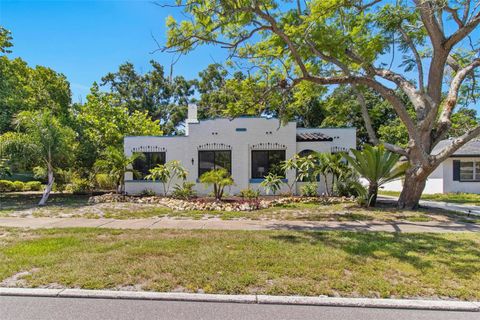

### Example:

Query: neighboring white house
xmin=124 ymin=105 xmax=356 ymax=195
xmin=383 ymin=139 xmax=480 ymax=194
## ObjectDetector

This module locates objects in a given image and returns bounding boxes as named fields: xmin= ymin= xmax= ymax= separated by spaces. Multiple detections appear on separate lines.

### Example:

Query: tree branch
xmin=414 ymin=0 xmax=446 ymax=48
xmin=399 ymin=27 xmax=425 ymax=91
xmin=444 ymin=6 xmax=464 ymax=27
xmin=435 ymin=58 xmax=480 ymax=141
xmin=444 ymin=11 xmax=480 ymax=49
xmin=432 ymin=125 xmax=480 ymax=164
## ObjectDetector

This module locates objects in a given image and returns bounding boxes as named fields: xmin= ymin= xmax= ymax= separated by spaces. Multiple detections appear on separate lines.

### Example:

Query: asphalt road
xmin=1 ymin=296 xmax=479 ymax=320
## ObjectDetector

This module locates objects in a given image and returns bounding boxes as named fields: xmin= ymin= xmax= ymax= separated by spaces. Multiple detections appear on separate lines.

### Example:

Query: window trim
xmin=251 ymin=149 xmax=286 ymax=179
xmin=198 ymin=150 xmax=232 ymax=178
xmin=459 ymin=160 xmax=480 ymax=182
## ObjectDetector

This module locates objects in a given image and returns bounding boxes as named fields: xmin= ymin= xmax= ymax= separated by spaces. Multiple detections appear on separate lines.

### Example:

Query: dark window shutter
xmin=453 ymin=160 xmax=460 ymax=181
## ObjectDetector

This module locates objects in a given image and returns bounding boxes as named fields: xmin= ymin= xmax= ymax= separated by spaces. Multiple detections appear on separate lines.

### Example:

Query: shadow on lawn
xmin=0 ymin=193 xmax=91 ymax=212
xmin=272 ymin=231 xmax=480 ymax=278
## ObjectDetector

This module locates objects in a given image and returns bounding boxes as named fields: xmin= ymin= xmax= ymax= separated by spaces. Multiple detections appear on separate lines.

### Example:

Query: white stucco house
xmin=383 ymin=139 xmax=480 ymax=194
xmin=124 ymin=105 xmax=356 ymax=196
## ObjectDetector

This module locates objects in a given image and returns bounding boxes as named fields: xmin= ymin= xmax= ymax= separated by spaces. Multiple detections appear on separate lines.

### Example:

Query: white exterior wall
xmin=382 ymin=163 xmax=445 ymax=194
xmin=443 ymin=157 xmax=480 ymax=194
xmin=124 ymin=117 xmax=356 ymax=196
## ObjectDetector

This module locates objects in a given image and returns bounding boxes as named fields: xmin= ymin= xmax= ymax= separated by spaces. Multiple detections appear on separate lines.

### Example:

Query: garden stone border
xmin=88 ymin=193 xmax=352 ymax=212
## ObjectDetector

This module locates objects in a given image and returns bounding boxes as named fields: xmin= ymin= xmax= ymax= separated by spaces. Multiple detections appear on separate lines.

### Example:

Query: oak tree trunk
xmin=397 ymin=172 xmax=427 ymax=209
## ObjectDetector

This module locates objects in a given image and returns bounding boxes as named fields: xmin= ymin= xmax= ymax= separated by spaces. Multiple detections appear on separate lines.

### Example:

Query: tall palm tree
xmin=344 ymin=144 xmax=408 ymax=207
xmin=94 ymin=147 xmax=143 ymax=194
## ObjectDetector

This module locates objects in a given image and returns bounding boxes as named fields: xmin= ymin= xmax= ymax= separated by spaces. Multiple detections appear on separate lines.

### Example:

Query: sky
xmin=0 ymin=0 xmax=227 ymax=102
xmin=1 ymin=1 xmax=478 ymax=112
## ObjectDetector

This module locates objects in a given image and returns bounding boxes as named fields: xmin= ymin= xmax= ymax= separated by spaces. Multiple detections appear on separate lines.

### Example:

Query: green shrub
xmin=172 ymin=182 xmax=196 ymax=200
xmin=140 ymin=189 xmax=156 ymax=196
xmin=95 ymin=173 xmax=116 ymax=190
xmin=239 ymin=188 xmax=260 ymax=199
xmin=52 ymin=182 xmax=66 ymax=193
xmin=12 ymin=181 xmax=25 ymax=191
xmin=25 ymin=181 xmax=42 ymax=191
xmin=199 ymin=169 xmax=234 ymax=200
xmin=66 ymin=178 xmax=92 ymax=195
xmin=0 ymin=180 xmax=14 ymax=192
xmin=300 ymin=182 xmax=318 ymax=197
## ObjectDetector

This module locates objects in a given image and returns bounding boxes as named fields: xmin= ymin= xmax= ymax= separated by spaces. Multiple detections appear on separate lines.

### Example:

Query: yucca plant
xmin=344 ymin=144 xmax=409 ymax=207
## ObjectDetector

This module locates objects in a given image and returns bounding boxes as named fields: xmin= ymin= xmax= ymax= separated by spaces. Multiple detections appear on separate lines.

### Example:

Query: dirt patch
xmin=0 ymin=268 xmax=40 ymax=287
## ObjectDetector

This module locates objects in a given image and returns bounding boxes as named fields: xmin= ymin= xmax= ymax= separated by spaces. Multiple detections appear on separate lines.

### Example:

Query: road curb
xmin=1 ymin=287 xmax=479 ymax=311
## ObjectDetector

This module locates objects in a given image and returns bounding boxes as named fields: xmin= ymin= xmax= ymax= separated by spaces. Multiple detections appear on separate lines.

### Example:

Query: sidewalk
xmin=0 ymin=216 xmax=478 ymax=232
xmin=379 ymin=195 xmax=480 ymax=216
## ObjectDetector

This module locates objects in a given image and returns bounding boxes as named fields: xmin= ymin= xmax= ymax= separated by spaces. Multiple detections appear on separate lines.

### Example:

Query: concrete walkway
xmin=379 ymin=195 xmax=480 ymax=216
xmin=0 ymin=217 xmax=478 ymax=233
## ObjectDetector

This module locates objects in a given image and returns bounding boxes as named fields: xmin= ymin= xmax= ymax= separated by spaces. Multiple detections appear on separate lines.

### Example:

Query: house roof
xmin=432 ymin=139 xmax=480 ymax=157
xmin=296 ymin=132 xmax=333 ymax=142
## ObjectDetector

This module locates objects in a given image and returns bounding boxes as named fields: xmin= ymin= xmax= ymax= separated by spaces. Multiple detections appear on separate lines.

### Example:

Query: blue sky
xmin=0 ymin=0 xmax=227 ymax=102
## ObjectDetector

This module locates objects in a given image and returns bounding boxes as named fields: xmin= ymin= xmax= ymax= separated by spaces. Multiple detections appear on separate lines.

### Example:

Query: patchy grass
xmin=380 ymin=191 xmax=480 ymax=206
xmin=1 ymin=193 xmax=475 ymax=224
xmin=0 ymin=227 xmax=479 ymax=300
xmin=0 ymin=193 xmax=90 ymax=216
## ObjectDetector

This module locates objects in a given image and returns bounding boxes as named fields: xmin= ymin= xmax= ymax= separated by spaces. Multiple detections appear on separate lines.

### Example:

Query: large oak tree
xmin=165 ymin=0 xmax=480 ymax=208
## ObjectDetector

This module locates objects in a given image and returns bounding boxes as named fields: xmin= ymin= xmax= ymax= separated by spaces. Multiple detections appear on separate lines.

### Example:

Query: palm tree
xmin=314 ymin=153 xmax=345 ymax=196
xmin=0 ymin=110 xmax=76 ymax=205
xmin=344 ymin=145 xmax=409 ymax=207
xmin=145 ymin=160 xmax=188 ymax=196
xmin=199 ymin=168 xmax=234 ymax=201
xmin=94 ymin=147 xmax=143 ymax=194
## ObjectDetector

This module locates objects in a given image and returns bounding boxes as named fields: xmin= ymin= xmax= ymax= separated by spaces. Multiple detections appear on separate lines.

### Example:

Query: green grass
xmin=0 ymin=227 xmax=479 ymax=300
xmin=380 ymin=191 xmax=480 ymax=206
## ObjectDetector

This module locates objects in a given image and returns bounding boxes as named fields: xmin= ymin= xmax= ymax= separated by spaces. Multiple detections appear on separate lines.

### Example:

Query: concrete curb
xmin=0 ymin=287 xmax=479 ymax=312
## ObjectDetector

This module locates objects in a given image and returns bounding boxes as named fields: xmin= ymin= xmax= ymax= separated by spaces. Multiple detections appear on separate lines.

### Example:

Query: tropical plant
xmin=313 ymin=153 xmax=346 ymax=196
xmin=145 ymin=160 xmax=188 ymax=196
xmin=0 ymin=158 xmax=11 ymax=179
xmin=172 ymin=181 xmax=197 ymax=200
xmin=238 ymin=188 xmax=260 ymax=200
xmin=199 ymin=168 xmax=234 ymax=200
xmin=0 ymin=110 xmax=76 ymax=205
xmin=94 ymin=146 xmax=144 ymax=194
xmin=300 ymin=182 xmax=317 ymax=197
xmin=260 ymin=172 xmax=283 ymax=197
xmin=344 ymin=145 xmax=409 ymax=207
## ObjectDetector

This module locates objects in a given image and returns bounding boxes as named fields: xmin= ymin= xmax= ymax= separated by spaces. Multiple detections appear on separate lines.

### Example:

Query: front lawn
xmin=1 ymin=193 xmax=476 ymax=224
xmin=380 ymin=191 xmax=480 ymax=206
xmin=1 ymin=227 xmax=479 ymax=300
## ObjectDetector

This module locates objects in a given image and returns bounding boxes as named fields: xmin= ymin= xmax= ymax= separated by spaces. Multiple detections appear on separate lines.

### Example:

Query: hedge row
xmin=0 ymin=180 xmax=43 ymax=192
